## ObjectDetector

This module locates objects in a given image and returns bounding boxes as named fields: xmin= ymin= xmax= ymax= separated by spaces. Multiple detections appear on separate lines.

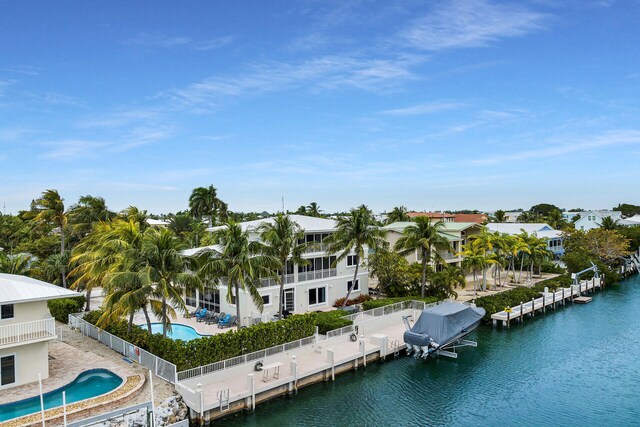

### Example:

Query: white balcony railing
xmin=0 ymin=318 xmax=56 ymax=347
xmin=260 ymin=274 xmax=295 ymax=288
xmin=298 ymin=268 xmax=337 ymax=282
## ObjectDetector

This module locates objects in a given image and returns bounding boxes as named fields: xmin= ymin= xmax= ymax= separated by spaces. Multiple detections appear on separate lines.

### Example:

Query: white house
xmin=562 ymin=211 xmax=582 ymax=221
xmin=574 ymin=210 xmax=623 ymax=231
xmin=383 ymin=222 xmax=481 ymax=270
xmin=182 ymin=215 xmax=369 ymax=323
xmin=486 ymin=223 xmax=565 ymax=259
xmin=0 ymin=274 xmax=79 ymax=389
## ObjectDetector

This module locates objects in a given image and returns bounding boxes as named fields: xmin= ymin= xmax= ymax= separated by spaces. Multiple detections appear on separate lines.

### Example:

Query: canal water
xmin=219 ymin=275 xmax=640 ymax=426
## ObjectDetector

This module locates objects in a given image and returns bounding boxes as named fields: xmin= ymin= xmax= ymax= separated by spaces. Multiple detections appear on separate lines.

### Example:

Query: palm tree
xmin=600 ymin=216 xmax=619 ymax=231
xmin=469 ymin=228 xmax=495 ymax=291
xmin=517 ymin=231 xmax=536 ymax=283
xmin=169 ymin=214 xmax=196 ymax=240
xmin=493 ymin=210 xmax=507 ymax=222
xmin=0 ymin=252 xmax=32 ymax=275
xmin=528 ymin=235 xmax=552 ymax=279
xmin=459 ymin=240 xmax=485 ymax=295
xmin=430 ymin=264 xmax=465 ymax=299
xmin=140 ymin=228 xmax=203 ymax=338
xmin=394 ymin=216 xmax=450 ymax=298
xmin=198 ymin=222 xmax=280 ymax=326
xmin=189 ymin=185 xmax=227 ymax=226
xmin=258 ymin=214 xmax=309 ymax=318
xmin=324 ymin=205 xmax=385 ymax=308
xmin=68 ymin=195 xmax=115 ymax=237
xmin=306 ymin=202 xmax=323 ymax=218
xmin=33 ymin=189 xmax=69 ymax=287
xmin=121 ymin=206 xmax=150 ymax=231
xmin=385 ymin=206 xmax=410 ymax=224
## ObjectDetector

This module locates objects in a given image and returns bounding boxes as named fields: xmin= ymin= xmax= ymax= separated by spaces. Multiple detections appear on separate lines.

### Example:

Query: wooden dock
xmin=491 ymin=276 xmax=604 ymax=327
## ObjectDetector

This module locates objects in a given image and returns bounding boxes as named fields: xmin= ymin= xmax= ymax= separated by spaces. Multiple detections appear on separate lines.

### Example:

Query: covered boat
xmin=403 ymin=302 xmax=485 ymax=359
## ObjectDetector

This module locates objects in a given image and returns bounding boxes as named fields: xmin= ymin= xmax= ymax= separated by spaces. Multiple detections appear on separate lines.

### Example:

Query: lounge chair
xmin=205 ymin=311 xmax=221 ymax=325
xmin=188 ymin=306 xmax=202 ymax=318
xmin=219 ymin=315 xmax=237 ymax=329
xmin=217 ymin=313 xmax=231 ymax=328
xmin=195 ymin=308 xmax=208 ymax=322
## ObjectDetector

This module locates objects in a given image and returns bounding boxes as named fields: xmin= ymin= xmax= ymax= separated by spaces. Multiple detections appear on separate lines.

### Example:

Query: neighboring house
xmin=574 ymin=210 xmax=623 ymax=231
xmin=620 ymin=214 xmax=640 ymax=226
xmin=562 ymin=211 xmax=582 ymax=221
xmin=0 ymin=274 xmax=80 ymax=389
xmin=407 ymin=212 xmax=455 ymax=222
xmin=182 ymin=215 xmax=369 ymax=323
xmin=383 ymin=222 xmax=482 ymax=270
xmin=503 ymin=212 xmax=523 ymax=222
xmin=453 ymin=213 xmax=488 ymax=224
xmin=146 ymin=218 xmax=170 ymax=227
xmin=486 ymin=223 xmax=564 ymax=259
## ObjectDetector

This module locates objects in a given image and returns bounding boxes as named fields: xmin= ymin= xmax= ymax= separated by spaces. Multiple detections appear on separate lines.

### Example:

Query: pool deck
xmin=132 ymin=307 xmax=242 ymax=336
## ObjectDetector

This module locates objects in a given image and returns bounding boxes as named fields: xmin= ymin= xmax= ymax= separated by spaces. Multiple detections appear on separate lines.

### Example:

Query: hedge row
xmin=82 ymin=310 xmax=351 ymax=371
xmin=333 ymin=294 xmax=372 ymax=308
xmin=362 ymin=296 xmax=440 ymax=311
xmin=473 ymin=275 xmax=573 ymax=324
xmin=48 ymin=296 xmax=86 ymax=323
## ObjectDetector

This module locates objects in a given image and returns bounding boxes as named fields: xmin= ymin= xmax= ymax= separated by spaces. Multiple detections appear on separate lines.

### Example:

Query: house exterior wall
xmin=0 ymin=301 xmax=50 ymax=327
xmin=0 ymin=341 xmax=49 ymax=389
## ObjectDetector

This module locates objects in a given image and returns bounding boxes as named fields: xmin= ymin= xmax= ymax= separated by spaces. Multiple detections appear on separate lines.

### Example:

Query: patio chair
xmin=188 ymin=306 xmax=201 ymax=318
xmin=205 ymin=311 xmax=222 ymax=325
xmin=195 ymin=308 xmax=208 ymax=322
xmin=217 ymin=313 xmax=231 ymax=328
xmin=219 ymin=315 xmax=237 ymax=329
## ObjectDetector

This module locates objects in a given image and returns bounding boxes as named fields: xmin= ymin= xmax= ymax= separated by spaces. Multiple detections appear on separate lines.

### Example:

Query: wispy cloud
xmin=402 ymin=0 xmax=547 ymax=51
xmin=77 ymin=110 xmax=160 ymax=129
xmin=380 ymin=101 xmax=466 ymax=116
xmin=40 ymin=140 xmax=107 ymax=159
xmin=471 ymin=129 xmax=640 ymax=165
xmin=192 ymin=36 xmax=234 ymax=51
xmin=1 ymin=65 xmax=43 ymax=76
xmin=29 ymin=92 xmax=86 ymax=108
xmin=163 ymin=54 xmax=425 ymax=109
xmin=0 ymin=79 xmax=16 ymax=97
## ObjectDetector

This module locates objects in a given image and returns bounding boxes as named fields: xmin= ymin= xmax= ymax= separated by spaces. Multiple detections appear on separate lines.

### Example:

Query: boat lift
xmin=402 ymin=313 xmax=479 ymax=360
xmin=571 ymin=262 xmax=599 ymax=287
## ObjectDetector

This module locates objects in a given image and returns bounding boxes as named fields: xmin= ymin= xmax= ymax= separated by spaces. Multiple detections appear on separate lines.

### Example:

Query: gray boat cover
xmin=408 ymin=302 xmax=485 ymax=346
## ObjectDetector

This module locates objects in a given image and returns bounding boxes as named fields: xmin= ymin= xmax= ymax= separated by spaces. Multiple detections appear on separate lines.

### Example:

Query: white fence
xmin=341 ymin=300 xmax=436 ymax=324
xmin=177 ymin=334 xmax=317 ymax=381
xmin=0 ymin=317 xmax=56 ymax=346
xmin=68 ymin=313 xmax=177 ymax=384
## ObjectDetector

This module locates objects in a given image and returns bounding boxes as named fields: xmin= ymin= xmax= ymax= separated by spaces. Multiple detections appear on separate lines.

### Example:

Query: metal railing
xmin=297 ymin=268 xmax=337 ymax=282
xmin=177 ymin=334 xmax=316 ymax=381
xmin=340 ymin=300 xmax=438 ymax=323
xmin=0 ymin=317 xmax=56 ymax=346
xmin=260 ymin=274 xmax=295 ymax=288
xmin=325 ymin=324 xmax=355 ymax=339
xmin=68 ymin=313 xmax=177 ymax=384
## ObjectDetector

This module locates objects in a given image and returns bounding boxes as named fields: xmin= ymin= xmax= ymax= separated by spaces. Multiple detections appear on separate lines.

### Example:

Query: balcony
xmin=298 ymin=268 xmax=337 ymax=282
xmin=260 ymin=274 xmax=295 ymax=288
xmin=0 ymin=318 xmax=56 ymax=348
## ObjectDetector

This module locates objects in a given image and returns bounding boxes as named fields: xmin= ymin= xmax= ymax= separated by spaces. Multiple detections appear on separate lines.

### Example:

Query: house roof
xmin=147 ymin=218 xmax=170 ymax=226
xmin=407 ymin=212 xmax=455 ymax=219
xmin=180 ymin=244 xmax=222 ymax=257
xmin=207 ymin=214 xmax=338 ymax=234
xmin=579 ymin=210 xmax=623 ymax=220
xmin=485 ymin=223 xmax=554 ymax=235
xmin=0 ymin=273 xmax=80 ymax=305
xmin=622 ymin=214 xmax=640 ymax=224
xmin=453 ymin=213 xmax=488 ymax=223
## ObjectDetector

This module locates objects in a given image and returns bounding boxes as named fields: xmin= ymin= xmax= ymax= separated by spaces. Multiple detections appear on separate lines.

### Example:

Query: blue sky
xmin=1 ymin=0 xmax=639 ymax=215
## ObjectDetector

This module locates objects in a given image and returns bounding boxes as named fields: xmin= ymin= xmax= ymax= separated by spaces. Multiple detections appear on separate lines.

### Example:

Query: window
xmin=0 ymin=304 xmax=14 ymax=320
xmin=261 ymin=294 xmax=271 ymax=306
xmin=1 ymin=355 xmax=15 ymax=386
xmin=347 ymin=279 xmax=360 ymax=292
xmin=347 ymin=255 xmax=358 ymax=267
xmin=198 ymin=287 xmax=220 ymax=313
xmin=308 ymin=286 xmax=327 ymax=306
xmin=185 ymin=289 xmax=197 ymax=307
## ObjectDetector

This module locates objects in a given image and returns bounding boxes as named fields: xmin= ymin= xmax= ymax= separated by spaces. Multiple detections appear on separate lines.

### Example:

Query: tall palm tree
xmin=600 ymin=216 xmax=619 ymax=231
xmin=386 ymin=206 xmax=410 ymax=224
xmin=68 ymin=195 xmax=115 ymax=237
xmin=198 ymin=222 xmax=280 ymax=326
xmin=493 ymin=210 xmax=507 ymax=222
xmin=528 ymin=235 xmax=553 ymax=279
xmin=469 ymin=228 xmax=495 ymax=291
xmin=140 ymin=228 xmax=203 ymax=338
xmin=189 ymin=185 xmax=227 ymax=226
xmin=121 ymin=206 xmax=150 ymax=231
xmin=258 ymin=214 xmax=309 ymax=318
xmin=459 ymin=240 xmax=485 ymax=295
xmin=33 ymin=189 xmax=68 ymax=287
xmin=517 ymin=231 xmax=535 ymax=283
xmin=168 ymin=214 xmax=196 ymax=240
xmin=306 ymin=202 xmax=323 ymax=218
xmin=394 ymin=216 xmax=450 ymax=298
xmin=323 ymin=206 xmax=385 ymax=308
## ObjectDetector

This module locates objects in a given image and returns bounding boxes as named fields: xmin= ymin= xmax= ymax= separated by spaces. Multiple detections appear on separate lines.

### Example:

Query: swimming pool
xmin=0 ymin=369 xmax=123 ymax=422
xmin=148 ymin=322 xmax=208 ymax=341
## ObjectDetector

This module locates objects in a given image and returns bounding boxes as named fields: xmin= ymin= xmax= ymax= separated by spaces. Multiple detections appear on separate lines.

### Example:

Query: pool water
xmin=0 ymin=369 xmax=123 ymax=422
xmin=219 ymin=275 xmax=640 ymax=426
xmin=148 ymin=322 xmax=207 ymax=341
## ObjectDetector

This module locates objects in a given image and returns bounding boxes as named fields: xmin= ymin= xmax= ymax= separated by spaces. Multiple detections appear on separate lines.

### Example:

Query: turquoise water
xmin=0 ymin=369 xmax=123 ymax=422
xmin=220 ymin=275 xmax=640 ymax=426
xmin=149 ymin=322 xmax=207 ymax=341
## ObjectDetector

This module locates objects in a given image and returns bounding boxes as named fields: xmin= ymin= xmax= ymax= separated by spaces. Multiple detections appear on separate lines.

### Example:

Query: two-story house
xmin=0 ymin=273 xmax=79 ymax=389
xmin=383 ymin=222 xmax=481 ymax=270
xmin=574 ymin=210 xmax=623 ymax=231
xmin=182 ymin=215 xmax=369 ymax=323
xmin=486 ymin=223 xmax=564 ymax=259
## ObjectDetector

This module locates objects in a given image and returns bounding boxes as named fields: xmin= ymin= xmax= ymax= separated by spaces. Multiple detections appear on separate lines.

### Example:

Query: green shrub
xmin=540 ymin=260 xmax=566 ymax=274
xmin=48 ymin=296 xmax=86 ymax=323
xmin=311 ymin=310 xmax=352 ymax=334
xmin=362 ymin=296 xmax=440 ymax=311
xmin=81 ymin=310 xmax=318 ymax=371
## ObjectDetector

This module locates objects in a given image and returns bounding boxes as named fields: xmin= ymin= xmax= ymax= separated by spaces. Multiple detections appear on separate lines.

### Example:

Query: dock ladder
xmin=218 ymin=389 xmax=230 ymax=412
